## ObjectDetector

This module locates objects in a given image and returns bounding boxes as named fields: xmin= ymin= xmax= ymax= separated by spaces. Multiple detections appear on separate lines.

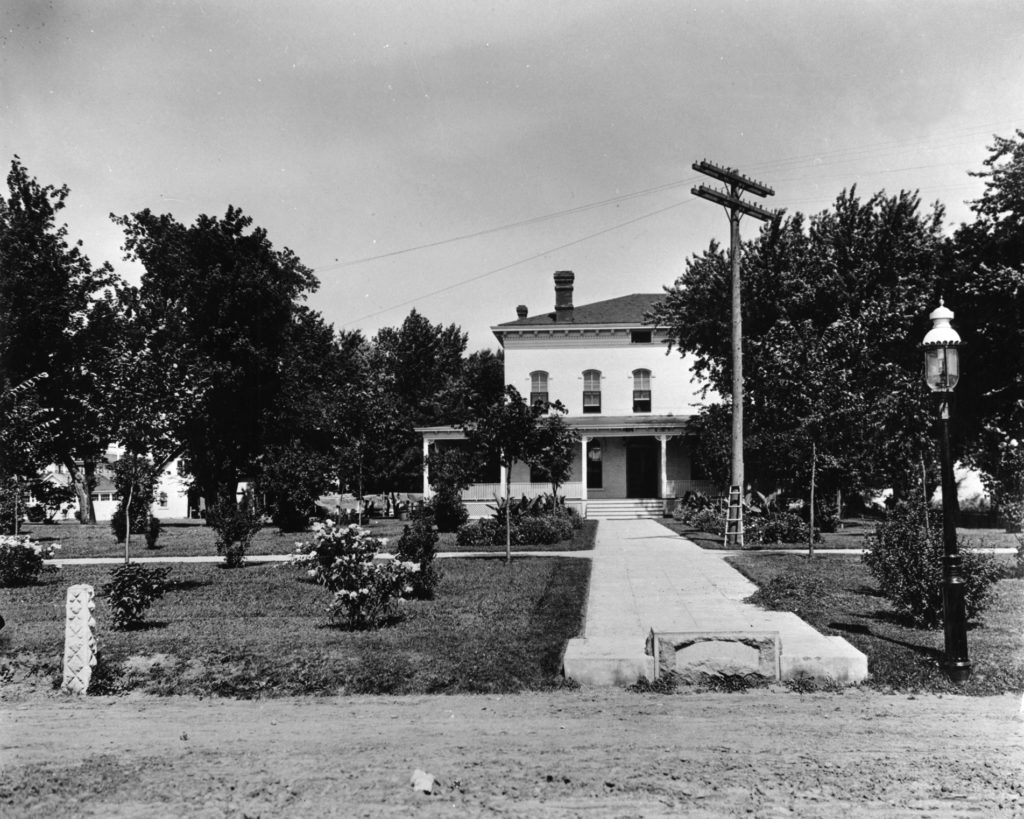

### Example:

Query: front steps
xmin=585 ymin=499 xmax=665 ymax=520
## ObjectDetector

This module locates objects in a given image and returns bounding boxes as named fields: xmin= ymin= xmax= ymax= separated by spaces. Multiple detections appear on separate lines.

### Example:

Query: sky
xmin=3 ymin=1 xmax=1024 ymax=351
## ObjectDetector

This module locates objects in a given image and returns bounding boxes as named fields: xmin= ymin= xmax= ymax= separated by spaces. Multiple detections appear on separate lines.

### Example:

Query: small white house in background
xmin=45 ymin=447 xmax=193 ymax=522
xmin=418 ymin=271 xmax=718 ymax=519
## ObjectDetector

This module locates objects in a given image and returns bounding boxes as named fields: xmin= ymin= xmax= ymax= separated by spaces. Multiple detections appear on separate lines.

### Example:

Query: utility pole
xmin=692 ymin=161 xmax=776 ymax=547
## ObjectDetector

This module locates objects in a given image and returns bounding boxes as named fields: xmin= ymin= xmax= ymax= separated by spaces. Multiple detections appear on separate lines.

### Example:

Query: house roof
xmin=493 ymin=293 xmax=664 ymax=329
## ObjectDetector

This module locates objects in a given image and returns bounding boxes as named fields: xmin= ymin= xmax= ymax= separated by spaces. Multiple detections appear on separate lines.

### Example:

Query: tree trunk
xmin=124 ymin=481 xmax=133 ymax=565
xmin=808 ymin=441 xmax=816 ymax=559
xmin=65 ymin=457 xmax=97 ymax=524
xmin=505 ymin=462 xmax=512 ymax=565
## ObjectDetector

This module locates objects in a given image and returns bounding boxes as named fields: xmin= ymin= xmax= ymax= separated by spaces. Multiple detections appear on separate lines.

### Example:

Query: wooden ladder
xmin=724 ymin=485 xmax=743 ymax=547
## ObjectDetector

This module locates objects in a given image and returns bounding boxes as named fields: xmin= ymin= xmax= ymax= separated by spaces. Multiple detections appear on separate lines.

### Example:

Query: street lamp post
xmin=922 ymin=299 xmax=970 ymax=683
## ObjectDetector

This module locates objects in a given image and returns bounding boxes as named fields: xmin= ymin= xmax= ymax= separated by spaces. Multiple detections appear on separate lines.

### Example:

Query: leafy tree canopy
xmin=650 ymin=188 xmax=951 ymax=500
xmin=0 ymin=158 xmax=119 ymax=521
xmin=112 ymin=205 xmax=318 ymax=506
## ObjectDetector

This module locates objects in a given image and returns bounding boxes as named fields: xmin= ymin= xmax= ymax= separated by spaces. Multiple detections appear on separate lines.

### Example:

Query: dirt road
xmin=2 ymin=688 xmax=1022 ymax=817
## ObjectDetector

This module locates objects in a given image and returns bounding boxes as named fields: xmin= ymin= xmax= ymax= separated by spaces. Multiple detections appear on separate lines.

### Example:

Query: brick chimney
xmin=516 ymin=305 xmax=528 ymax=319
xmin=554 ymin=270 xmax=574 ymax=321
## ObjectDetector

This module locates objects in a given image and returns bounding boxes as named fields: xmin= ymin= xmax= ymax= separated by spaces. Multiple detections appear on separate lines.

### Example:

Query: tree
xmin=425 ymin=446 xmax=476 ymax=531
xmin=465 ymin=386 xmax=558 ymax=562
xmin=110 ymin=454 xmax=162 ymax=555
xmin=112 ymin=206 xmax=319 ymax=509
xmin=650 ymin=188 xmax=950 ymax=504
xmin=332 ymin=332 xmax=407 ymax=507
xmin=951 ymin=130 xmax=1024 ymax=527
xmin=528 ymin=411 xmax=580 ymax=499
xmin=0 ymin=158 xmax=119 ymax=523
xmin=367 ymin=310 xmax=469 ymax=491
xmin=254 ymin=308 xmax=361 ymax=530
xmin=0 ymin=374 xmax=55 ymax=534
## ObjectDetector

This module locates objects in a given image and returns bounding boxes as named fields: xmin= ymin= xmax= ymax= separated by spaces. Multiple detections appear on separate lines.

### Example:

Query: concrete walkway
xmin=563 ymin=519 xmax=868 ymax=687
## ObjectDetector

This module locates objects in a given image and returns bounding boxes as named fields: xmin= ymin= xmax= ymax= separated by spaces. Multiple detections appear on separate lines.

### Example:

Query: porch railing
xmin=460 ymin=480 xmax=716 ymax=501
xmin=462 ymin=482 xmax=583 ymax=501
xmin=665 ymin=479 xmax=721 ymax=498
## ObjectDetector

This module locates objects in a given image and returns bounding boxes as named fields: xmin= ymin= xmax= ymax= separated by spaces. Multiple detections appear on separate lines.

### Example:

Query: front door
xmin=626 ymin=438 xmax=659 ymax=498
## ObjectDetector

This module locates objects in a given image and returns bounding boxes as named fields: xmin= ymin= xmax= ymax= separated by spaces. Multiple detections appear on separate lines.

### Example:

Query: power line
xmin=315 ymin=117 xmax=1022 ymax=275
xmin=340 ymin=198 xmax=695 ymax=329
xmin=312 ymin=177 xmax=698 ymax=273
xmin=330 ymin=117 xmax=1023 ymax=329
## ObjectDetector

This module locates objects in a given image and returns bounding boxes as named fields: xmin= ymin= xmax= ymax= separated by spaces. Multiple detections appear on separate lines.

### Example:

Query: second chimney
xmin=554 ymin=270 xmax=574 ymax=321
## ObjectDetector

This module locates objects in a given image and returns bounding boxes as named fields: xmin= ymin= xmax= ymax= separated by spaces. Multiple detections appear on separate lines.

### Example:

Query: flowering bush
xmin=396 ymin=513 xmax=442 ymax=599
xmin=293 ymin=521 xmax=416 ymax=629
xmin=0 ymin=535 xmax=58 ymax=587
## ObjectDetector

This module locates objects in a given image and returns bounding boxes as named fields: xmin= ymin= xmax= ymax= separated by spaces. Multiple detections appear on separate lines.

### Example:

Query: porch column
xmin=657 ymin=434 xmax=669 ymax=499
xmin=422 ymin=438 xmax=432 ymax=499
xmin=580 ymin=436 xmax=590 ymax=502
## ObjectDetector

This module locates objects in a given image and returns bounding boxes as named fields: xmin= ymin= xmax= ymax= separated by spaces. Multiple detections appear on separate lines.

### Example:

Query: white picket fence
xmin=462 ymin=482 xmax=583 ymax=501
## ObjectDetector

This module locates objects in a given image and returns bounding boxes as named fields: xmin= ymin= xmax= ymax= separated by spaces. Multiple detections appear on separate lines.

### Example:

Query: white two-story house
xmin=418 ymin=271 xmax=718 ymax=519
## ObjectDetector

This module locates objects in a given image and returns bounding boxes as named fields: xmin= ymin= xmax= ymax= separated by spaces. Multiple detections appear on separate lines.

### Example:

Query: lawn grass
xmin=661 ymin=515 xmax=1021 ymax=552
xmin=22 ymin=517 xmax=597 ymax=560
xmin=21 ymin=519 xmax=303 ymax=560
xmin=0 ymin=555 xmax=590 ymax=697
xmin=726 ymin=551 xmax=1024 ymax=695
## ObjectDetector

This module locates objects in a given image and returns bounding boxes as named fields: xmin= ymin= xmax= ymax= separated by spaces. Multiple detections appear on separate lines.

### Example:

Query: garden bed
xmin=0 ymin=556 xmax=590 ymax=697
xmin=726 ymin=552 xmax=1024 ymax=695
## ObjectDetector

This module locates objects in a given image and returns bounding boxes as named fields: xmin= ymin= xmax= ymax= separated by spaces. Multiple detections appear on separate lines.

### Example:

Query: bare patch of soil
xmin=2 ymin=688 xmax=1022 ymax=817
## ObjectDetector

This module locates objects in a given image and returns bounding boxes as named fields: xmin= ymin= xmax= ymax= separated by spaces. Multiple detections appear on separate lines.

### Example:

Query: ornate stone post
xmin=62 ymin=584 xmax=97 ymax=695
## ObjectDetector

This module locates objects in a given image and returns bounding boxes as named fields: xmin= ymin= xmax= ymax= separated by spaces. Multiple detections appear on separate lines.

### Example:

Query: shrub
xmin=687 ymin=507 xmax=725 ymax=534
xmin=396 ymin=513 xmax=442 ymax=599
xmin=747 ymin=512 xmax=818 ymax=545
xmin=515 ymin=514 xmax=561 ymax=545
xmin=294 ymin=522 xmax=416 ymax=629
xmin=455 ymin=507 xmax=579 ymax=547
xmin=102 ymin=563 xmax=171 ymax=630
xmin=27 ymin=480 xmax=75 ymax=523
xmin=25 ymin=504 xmax=45 ymax=523
xmin=207 ymin=500 xmax=263 ymax=567
xmin=254 ymin=442 xmax=335 ymax=532
xmin=424 ymin=492 xmax=468 ymax=533
xmin=1002 ymin=498 xmax=1024 ymax=534
xmin=456 ymin=518 xmax=501 ymax=548
xmin=862 ymin=500 xmax=1002 ymax=628
xmin=0 ymin=535 xmax=57 ymax=587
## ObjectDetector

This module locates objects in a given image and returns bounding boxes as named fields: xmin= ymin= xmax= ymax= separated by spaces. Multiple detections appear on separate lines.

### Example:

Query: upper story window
xmin=630 ymin=330 xmax=652 ymax=344
xmin=632 ymin=369 xmax=652 ymax=413
xmin=582 ymin=369 xmax=601 ymax=414
xmin=530 ymin=371 xmax=549 ymax=406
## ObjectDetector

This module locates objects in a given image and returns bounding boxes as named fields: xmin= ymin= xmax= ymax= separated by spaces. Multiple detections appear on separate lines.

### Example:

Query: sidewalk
xmin=563 ymin=519 xmax=868 ymax=687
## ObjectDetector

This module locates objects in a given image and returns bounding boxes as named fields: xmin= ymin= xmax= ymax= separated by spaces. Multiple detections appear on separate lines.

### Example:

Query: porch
xmin=418 ymin=415 xmax=718 ymax=519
